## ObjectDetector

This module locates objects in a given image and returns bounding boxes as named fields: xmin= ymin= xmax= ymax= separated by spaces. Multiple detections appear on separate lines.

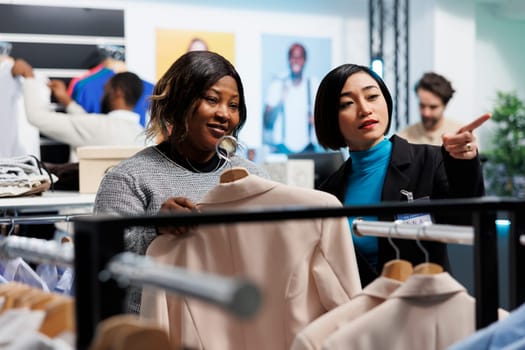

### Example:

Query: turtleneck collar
xmin=349 ymin=138 xmax=392 ymax=172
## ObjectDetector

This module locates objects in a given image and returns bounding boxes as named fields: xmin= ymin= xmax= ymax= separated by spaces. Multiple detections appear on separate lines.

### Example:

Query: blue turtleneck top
xmin=344 ymin=138 xmax=392 ymax=270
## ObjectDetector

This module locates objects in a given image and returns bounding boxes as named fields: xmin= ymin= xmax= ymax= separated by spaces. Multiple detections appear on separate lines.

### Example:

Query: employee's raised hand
xmin=442 ymin=113 xmax=491 ymax=160
xmin=11 ymin=58 xmax=34 ymax=78
xmin=48 ymin=80 xmax=72 ymax=106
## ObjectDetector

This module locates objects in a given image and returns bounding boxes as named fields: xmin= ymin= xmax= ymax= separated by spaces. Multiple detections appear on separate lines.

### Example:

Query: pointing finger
xmin=457 ymin=113 xmax=491 ymax=133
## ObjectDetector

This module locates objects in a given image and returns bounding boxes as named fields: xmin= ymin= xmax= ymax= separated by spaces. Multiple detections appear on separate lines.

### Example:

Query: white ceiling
xmin=134 ymin=0 xmax=525 ymax=20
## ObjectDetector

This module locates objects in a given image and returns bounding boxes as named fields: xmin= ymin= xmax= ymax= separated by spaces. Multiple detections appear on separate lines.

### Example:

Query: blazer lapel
xmin=382 ymin=135 xmax=412 ymax=201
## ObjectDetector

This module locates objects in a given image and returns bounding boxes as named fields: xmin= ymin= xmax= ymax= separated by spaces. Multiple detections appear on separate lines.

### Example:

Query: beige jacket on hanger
xmin=141 ymin=174 xmax=361 ymax=350
xmin=291 ymin=276 xmax=403 ymax=350
xmin=321 ymin=272 xmax=475 ymax=350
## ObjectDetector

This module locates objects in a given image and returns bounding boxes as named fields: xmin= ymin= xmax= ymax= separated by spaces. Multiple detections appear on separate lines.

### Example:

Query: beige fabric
xmin=141 ymin=174 xmax=361 ymax=350
xmin=397 ymin=118 xmax=463 ymax=146
xmin=291 ymin=277 xmax=402 ymax=350
xmin=322 ymin=272 xmax=475 ymax=350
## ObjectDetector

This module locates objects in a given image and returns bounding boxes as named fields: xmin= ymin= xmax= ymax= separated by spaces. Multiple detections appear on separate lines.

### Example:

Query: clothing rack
xmin=0 ymin=213 xmax=89 ymax=226
xmin=352 ymin=219 xmax=473 ymax=245
xmin=73 ymin=196 xmax=525 ymax=350
xmin=0 ymin=235 xmax=73 ymax=267
xmin=102 ymin=252 xmax=261 ymax=319
xmin=0 ymin=234 xmax=260 ymax=318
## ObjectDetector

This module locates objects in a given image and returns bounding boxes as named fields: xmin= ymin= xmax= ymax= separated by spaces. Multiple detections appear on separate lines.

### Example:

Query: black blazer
xmin=319 ymin=135 xmax=485 ymax=286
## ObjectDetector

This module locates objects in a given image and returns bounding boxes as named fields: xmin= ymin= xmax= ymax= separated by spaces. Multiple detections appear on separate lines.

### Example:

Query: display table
xmin=0 ymin=191 xmax=95 ymax=215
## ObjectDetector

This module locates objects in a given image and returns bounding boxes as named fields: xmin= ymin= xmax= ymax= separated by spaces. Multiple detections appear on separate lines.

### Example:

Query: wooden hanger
xmin=90 ymin=314 xmax=140 ymax=350
xmin=413 ymin=262 xmax=443 ymax=275
xmin=90 ymin=314 xmax=174 ymax=350
xmin=379 ymin=223 xmax=413 ymax=282
xmin=113 ymin=326 xmax=174 ymax=350
xmin=0 ymin=282 xmax=29 ymax=297
xmin=412 ymin=224 xmax=444 ymax=275
xmin=381 ymin=259 xmax=413 ymax=282
xmin=0 ymin=282 xmax=32 ymax=312
xmin=0 ymin=283 xmax=75 ymax=336
xmin=39 ymin=295 xmax=75 ymax=337
xmin=220 ymin=167 xmax=249 ymax=183
xmin=12 ymin=287 xmax=53 ymax=309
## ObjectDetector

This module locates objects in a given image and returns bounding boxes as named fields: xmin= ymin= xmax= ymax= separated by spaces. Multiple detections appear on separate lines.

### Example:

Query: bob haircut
xmin=146 ymin=51 xmax=247 ymax=143
xmin=314 ymin=64 xmax=393 ymax=150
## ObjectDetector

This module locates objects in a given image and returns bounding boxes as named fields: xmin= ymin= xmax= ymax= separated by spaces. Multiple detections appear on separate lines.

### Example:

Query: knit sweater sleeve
xmin=94 ymin=161 xmax=156 ymax=255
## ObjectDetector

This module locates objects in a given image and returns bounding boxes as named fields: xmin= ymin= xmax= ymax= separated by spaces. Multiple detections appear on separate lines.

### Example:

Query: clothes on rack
xmin=0 ymin=58 xmax=40 ymax=158
xmin=0 ymin=257 xmax=49 ymax=291
xmin=321 ymin=272 xmax=475 ymax=350
xmin=0 ymin=233 xmax=77 ymax=347
xmin=0 ymin=235 xmax=75 ymax=295
xmin=291 ymin=276 xmax=403 ymax=350
xmin=290 ymin=218 xmax=511 ymax=350
xmin=0 ymin=282 xmax=75 ymax=349
xmin=140 ymin=173 xmax=362 ymax=350
xmin=67 ymin=62 xmax=105 ymax=97
xmin=74 ymin=196 xmax=524 ymax=350
xmin=448 ymin=301 xmax=525 ymax=350
xmin=69 ymin=60 xmax=154 ymax=128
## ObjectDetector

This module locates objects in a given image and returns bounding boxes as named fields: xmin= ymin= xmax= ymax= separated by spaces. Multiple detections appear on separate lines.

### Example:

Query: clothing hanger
xmin=217 ymin=135 xmax=249 ymax=184
xmin=38 ymin=294 xmax=75 ymax=337
xmin=379 ymin=220 xmax=413 ymax=281
xmin=0 ymin=282 xmax=75 ymax=336
xmin=220 ymin=167 xmax=249 ymax=183
xmin=12 ymin=287 xmax=52 ymax=309
xmin=90 ymin=314 xmax=173 ymax=350
xmin=98 ymin=45 xmax=127 ymax=73
xmin=0 ymin=282 xmax=32 ymax=312
xmin=113 ymin=325 xmax=174 ymax=350
xmin=6 ymin=216 xmax=16 ymax=236
xmin=413 ymin=222 xmax=444 ymax=275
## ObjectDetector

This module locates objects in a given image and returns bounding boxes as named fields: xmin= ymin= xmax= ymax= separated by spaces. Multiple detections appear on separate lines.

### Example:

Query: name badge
xmin=396 ymin=190 xmax=433 ymax=224
xmin=395 ymin=213 xmax=433 ymax=224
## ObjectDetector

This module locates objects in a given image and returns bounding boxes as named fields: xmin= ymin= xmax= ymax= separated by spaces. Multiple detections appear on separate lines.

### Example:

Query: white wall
xmin=408 ymin=0 xmax=436 ymax=127
xmin=408 ymin=0 xmax=477 ymax=128
xmin=435 ymin=1 xmax=477 ymax=124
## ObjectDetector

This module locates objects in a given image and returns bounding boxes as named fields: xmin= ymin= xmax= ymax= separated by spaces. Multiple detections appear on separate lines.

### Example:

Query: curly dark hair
xmin=146 ymin=51 xmax=247 ymax=144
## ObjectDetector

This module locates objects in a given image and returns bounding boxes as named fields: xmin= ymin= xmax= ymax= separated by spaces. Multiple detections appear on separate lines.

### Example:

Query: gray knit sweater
xmin=94 ymin=145 xmax=269 ymax=255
